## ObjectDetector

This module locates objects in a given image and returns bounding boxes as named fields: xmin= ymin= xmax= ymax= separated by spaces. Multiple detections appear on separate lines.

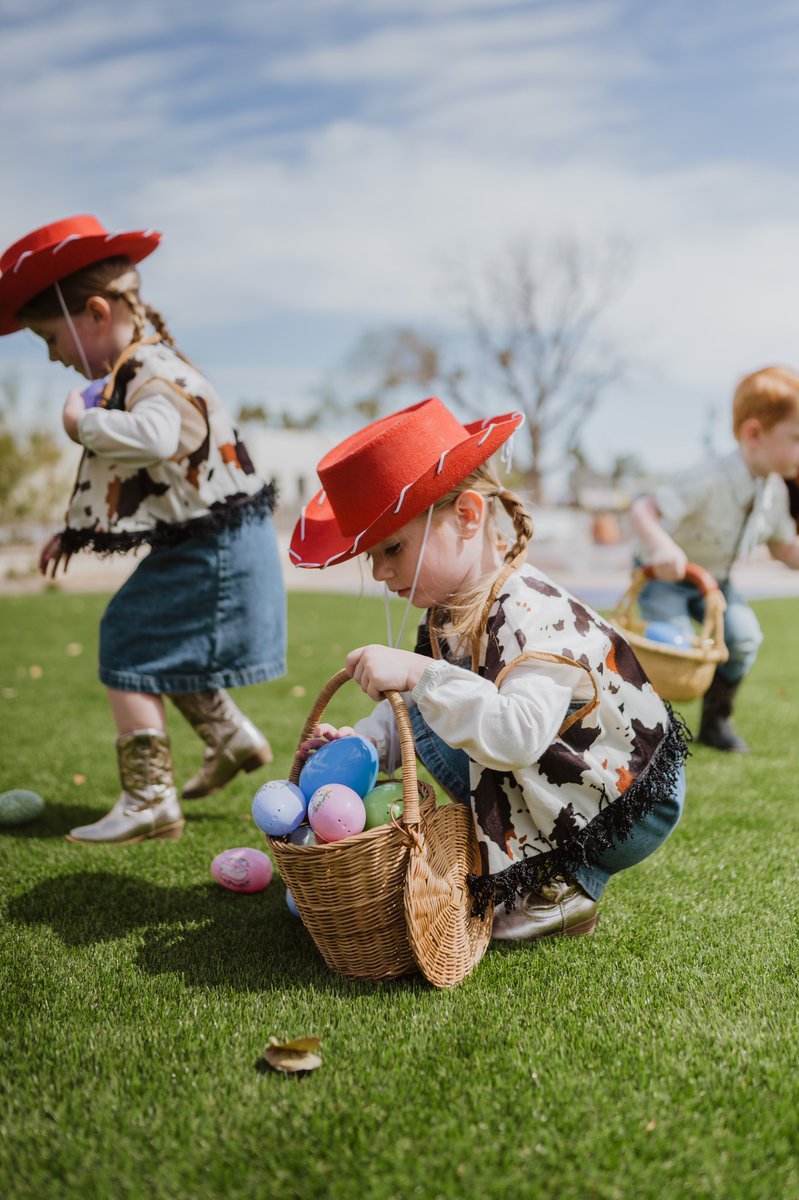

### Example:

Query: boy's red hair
xmin=733 ymin=366 xmax=799 ymax=437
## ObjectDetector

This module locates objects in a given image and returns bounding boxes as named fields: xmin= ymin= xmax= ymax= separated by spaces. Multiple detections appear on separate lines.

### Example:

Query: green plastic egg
xmin=362 ymin=781 xmax=405 ymax=830
xmin=0 ymin=789 xmax=45 ymax=827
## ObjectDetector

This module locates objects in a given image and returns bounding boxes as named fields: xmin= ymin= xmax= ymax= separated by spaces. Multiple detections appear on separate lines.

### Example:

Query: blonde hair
xmin=431 ymin=462 xmax=533 ymax=646
xmin=17 ymin=256 xmax=177 ymax=346
xmin=732 ymin=366 xmax=799 ymax=438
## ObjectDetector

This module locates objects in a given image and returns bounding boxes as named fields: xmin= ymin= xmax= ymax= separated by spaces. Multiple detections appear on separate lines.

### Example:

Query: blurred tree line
xmin=0 ymin=375 xmax=64 ymax=531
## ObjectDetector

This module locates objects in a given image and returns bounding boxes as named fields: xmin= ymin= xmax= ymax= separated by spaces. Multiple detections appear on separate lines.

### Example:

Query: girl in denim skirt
xmin=0 ymin=215 xmax=286 ymax=844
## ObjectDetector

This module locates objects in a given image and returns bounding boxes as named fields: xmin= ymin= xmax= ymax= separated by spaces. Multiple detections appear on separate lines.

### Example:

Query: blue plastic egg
xmin=299 ymin=735 xmax=379 ymax=801
xmin=251 ymin=780 xmax=307 ymax=836
xmin=644 ymin=621 xmax=688 ymax=647
xmin=285 ymin=888 xmax=301 ymax=917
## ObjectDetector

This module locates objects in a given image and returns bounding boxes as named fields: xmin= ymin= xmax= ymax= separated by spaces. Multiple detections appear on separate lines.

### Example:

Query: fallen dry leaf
xmin=644 ymin=1118 xmax=657 ymax=1133
xmin=264 ymin=1036 xmax=322 ymax=1074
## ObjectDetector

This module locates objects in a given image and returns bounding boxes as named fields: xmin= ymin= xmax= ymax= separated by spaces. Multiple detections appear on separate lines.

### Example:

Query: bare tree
xmin=344 ymin=236 xmax=632 ymax=504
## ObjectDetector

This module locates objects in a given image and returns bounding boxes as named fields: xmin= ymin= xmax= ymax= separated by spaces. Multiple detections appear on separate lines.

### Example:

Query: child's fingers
xmin=311 ymin=723 xmax=338 ymax=739
xmin=345 ymin=646 xmax=365 ymax=676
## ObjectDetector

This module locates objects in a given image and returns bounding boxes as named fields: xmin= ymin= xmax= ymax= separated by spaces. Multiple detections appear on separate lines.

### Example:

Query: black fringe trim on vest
xmin=59 ymin=483 xmax=277 ymax=557
xmin=467 ymin=706 xmax=692 ymax=919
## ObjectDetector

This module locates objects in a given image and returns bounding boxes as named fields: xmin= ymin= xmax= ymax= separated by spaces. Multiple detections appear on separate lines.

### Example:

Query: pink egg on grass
xmin=211 ymin=847 xmax=273 ymax=893
xmin=308 ymin=783 xmax=366 ymax=842
xmin=252 ymin=779 xmax=306 ymax=836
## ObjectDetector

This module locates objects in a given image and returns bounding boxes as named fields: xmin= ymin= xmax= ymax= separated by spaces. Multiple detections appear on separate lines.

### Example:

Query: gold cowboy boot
xmin=491 ymin=877 xmax=598 ymax=942
xmin=66 ymin=729 xmax=184 ymax=845
xmin=169 ymin=690 xmax=272 ymax=799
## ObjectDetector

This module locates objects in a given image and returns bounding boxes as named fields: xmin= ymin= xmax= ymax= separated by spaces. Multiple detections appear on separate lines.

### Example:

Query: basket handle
xmin=642 ymin=561 xmax=720 ymax=595
xmin=289 ymin=668 xmax=421 ymax=829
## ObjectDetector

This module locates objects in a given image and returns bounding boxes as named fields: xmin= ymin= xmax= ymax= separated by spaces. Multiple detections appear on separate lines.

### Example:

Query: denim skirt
xmin=99 ymin=512 xmax=286 ymax=694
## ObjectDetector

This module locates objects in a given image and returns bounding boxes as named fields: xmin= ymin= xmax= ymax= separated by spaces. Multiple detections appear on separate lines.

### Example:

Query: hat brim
xmin=0 ymin=229 xmax=161 ymax=335
xmin=289 ymin=411 xmax=524 ymax=568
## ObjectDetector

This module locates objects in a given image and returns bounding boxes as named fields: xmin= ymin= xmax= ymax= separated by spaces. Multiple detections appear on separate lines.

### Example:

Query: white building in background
xmin=240 ymin=425 xmax=340 ymax=530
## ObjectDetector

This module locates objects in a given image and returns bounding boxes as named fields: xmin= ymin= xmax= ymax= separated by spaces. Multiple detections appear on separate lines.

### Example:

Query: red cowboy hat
xmin=0 ymin=214 xmax=161 ymax=335
xmin=289 ymin=397 xmax=525 ymax=568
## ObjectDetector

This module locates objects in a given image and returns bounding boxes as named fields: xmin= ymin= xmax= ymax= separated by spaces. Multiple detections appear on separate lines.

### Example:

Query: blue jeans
xmin=409 ymin=703 xmax=685 ymax=901
xmin=637 ymin=576 xmax=762 ymax=685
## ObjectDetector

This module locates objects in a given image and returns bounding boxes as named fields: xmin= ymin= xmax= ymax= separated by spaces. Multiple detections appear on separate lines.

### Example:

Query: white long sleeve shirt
xmin=77 ymin=394 xmax=181 ymax=466
xmin=355 ymin=658 xmax=589 ymax=775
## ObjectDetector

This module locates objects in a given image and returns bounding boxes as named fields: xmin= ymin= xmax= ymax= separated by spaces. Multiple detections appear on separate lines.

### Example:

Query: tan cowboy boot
xmin=66 ymin=729 xmax=184 ymax=845
xmin=491 ymin=877 xmax=598 ymax=942
xmin=169 ymin=690 xmax=272 ymax=799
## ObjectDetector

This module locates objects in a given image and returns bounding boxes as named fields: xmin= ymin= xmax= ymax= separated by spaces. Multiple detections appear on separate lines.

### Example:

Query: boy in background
xmin=630 ymin=366 xmax=799 ymax=753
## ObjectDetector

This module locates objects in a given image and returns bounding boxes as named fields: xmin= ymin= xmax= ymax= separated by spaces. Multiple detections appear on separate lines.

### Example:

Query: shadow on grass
xmin=5 ymin=870 xmax=428 ymax=997
xmin=0 ymin=805 xmax=233 ymax=839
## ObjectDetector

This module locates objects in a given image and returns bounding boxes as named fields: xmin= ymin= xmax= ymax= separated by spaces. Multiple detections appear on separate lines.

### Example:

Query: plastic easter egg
xmin=211 ymin=847 xmax=273 ymax=893
xmin=287 ymin=823 xmax=318 ymax=846
xmin=285 ymin=888 xmax=301 ymax=917
xmin=299 ymin=735 xmax=379 ymax=801
xmin=252 ymin=779 xmax=307 ymax=836
xmin=363 ymin=781 xmax=405 ymax=830
xmin=308 ymin=783 xmax=367 ymax=842
xmin=0 ymin=789 xmax=45 ymax=827
xmin=644 ymin=621 xmax=687 ymax=647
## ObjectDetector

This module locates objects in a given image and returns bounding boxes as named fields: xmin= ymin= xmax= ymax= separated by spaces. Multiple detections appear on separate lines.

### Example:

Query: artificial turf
xmin=1 ymin=590 xmax=798 ymax=1200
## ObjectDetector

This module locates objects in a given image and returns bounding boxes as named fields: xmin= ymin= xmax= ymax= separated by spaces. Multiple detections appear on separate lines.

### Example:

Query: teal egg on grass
xmin=0 ymin=789 xmax=45 ymax=827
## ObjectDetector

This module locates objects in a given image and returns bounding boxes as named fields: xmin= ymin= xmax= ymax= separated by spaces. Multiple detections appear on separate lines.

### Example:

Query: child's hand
xmin=39 ymin=532 xmax=71 ymax=579
xmin=647 ymin=545 xmax=688 ymax=582
xmin=297 ymin=722 xmax=358 ymax=762
xmin=346 ymin=645 xmax=429 ymax=702
xmin=62 ymin=390 xmax=85 ymax=443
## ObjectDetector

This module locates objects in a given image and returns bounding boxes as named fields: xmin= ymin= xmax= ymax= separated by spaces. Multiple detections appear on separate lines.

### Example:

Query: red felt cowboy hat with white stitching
xmin=0 ymin=214 xmax=161 ymax=335
xmin=289 ymin=397 xmax=525 ymax=569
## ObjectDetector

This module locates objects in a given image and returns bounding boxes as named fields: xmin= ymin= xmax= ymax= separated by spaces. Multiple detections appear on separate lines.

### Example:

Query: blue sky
xmin=2 ymin=0 xmax=799 ymax=487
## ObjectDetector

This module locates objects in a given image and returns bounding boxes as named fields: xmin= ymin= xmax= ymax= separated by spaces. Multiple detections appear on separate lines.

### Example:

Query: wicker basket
xmin=267 ymin=669 xmax=491 ymax=988
xmin=608 ymin=563 xmax=728 ymax=702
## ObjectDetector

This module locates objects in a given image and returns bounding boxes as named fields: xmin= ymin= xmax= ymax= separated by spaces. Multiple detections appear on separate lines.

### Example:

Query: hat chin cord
xmin=384 ymin=503 xmax=434 ymax=650
xmin=54 ymin=281 xmax=93 ymax=379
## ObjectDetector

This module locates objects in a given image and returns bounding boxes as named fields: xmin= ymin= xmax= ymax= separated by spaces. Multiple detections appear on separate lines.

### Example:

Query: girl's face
xmin=366 ymin=495 xmax=497 ymax=608
xmin=26 ymin=297 xmax=128 ymax=379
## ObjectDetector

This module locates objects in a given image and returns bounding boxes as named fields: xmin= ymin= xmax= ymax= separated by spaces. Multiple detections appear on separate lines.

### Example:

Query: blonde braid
xmin=497 ymin=488 xmax=533 ymax=565
xmin=112 ymin=285 xmax=148 ymax=341
xmin=143 ymin=303 xmax=176 ymax=346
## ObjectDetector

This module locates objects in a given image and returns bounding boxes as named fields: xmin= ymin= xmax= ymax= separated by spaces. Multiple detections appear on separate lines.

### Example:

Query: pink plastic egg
xmin=308 ymin=783 xmax=366 ymax=842
xmin=210 ymin=847 xmax=274 ymax=893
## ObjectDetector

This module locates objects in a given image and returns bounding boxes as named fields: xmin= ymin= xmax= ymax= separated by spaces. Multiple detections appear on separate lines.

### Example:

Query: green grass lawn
xmin=2 ymin=590 xmax=798 ymax=1200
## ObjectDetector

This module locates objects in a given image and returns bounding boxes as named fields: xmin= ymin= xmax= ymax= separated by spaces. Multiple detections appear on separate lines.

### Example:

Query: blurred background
xmin=2 ymin=0 xmax=799 ymax=603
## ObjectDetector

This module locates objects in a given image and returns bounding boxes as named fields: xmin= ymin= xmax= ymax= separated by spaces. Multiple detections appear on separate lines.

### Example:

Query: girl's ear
xmin=84 ymin=295 xmax=112 ymax=326
xmin=453 ymin=489 xmax=485 ymax=539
